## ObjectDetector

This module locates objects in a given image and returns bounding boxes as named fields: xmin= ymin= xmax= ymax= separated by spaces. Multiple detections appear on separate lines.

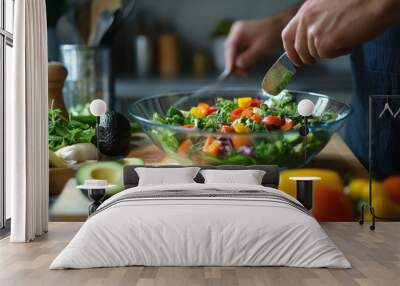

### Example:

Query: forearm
xmin=377 ymin=0 xmax=400 ymax=26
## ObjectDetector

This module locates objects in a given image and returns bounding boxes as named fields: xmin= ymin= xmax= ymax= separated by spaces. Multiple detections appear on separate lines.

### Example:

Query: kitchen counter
xmin=49 ymin=133 xmax=367 ymax=222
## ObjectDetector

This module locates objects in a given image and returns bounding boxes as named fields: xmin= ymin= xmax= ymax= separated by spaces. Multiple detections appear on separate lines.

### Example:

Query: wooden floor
xmin=0 ymin=222 xmax=399 ymax=286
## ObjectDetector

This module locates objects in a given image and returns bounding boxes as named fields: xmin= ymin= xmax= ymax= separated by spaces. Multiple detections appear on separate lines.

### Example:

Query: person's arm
xmin=282 ymin=0 xmax=400 ymax=66
xmin=224 ymin=3 xmax=302 ymax=73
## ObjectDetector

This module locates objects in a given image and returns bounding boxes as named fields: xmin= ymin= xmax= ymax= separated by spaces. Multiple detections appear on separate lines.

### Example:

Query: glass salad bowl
xmin=129 ymin=89 xmax=351 ymax=168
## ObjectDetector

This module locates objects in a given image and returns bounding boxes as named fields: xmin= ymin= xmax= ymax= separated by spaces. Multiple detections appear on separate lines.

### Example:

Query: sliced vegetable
xmin=178 ymin=139 xmax=193 ymax=156
xmin=241 ymin=108 xmax=254 ymax=119
xmin=234 ymin=122 xmax=251 ymax=134
xmin=231 ymin=135 xmax=252 ymax=149
xmin=250 ymin=114 xmax=262 ymax=122
xmin=220 ymin=125 xmax=234 ymax=133
xmin=55 ymin=143 xmax=97 ymax=163
xmin=190 ymin=107 xmax=207 ymax=119
xmin=281 ymin=118 xmax=294 ymax=131
xmin=182 ymin=124 xmax=195 ymax=129
xmin=230 ymin=108 xmax=244 ymax=121
xmin=238 ymin=97 xmax=253 ymax=108
xmin=202 ymin=137 xmax=221 ymax=156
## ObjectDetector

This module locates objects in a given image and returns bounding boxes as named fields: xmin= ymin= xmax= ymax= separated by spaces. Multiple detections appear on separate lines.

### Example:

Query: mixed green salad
xmin=151 ymin=92 xmax=338 ymax=166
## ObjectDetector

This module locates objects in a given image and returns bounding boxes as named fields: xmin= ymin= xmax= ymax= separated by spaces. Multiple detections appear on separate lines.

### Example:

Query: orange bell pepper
xmin=202 ymin=137 xmax=221 ymax=156
xmin=241 ymin=108 xmax=254 ymax=119
xmin=250 ymin=113 xmax=262 ymax=122
xmin=178 ymin=139 xmax=193 ymax=157
xmin=231 ymin=135 xmax=252 ymax=149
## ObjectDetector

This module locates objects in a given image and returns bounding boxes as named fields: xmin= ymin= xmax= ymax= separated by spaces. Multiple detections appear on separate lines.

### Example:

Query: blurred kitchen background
xmin=47 ymin=0 xmax=352 ymax=117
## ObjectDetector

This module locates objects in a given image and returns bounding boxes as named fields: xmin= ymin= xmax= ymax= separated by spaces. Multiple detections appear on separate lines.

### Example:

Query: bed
xmin=50 ymin=165 xmax=351 ymax=269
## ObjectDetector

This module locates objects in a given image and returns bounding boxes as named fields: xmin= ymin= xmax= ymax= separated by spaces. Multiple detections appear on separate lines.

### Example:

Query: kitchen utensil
xmin=97 ymin=0 xmax=137 ymax=46
xmin=77 ymin=1 xmax=91 ymax=44
xmin=90 ymin=10 xmax=115 ymax=46
xmin=191 ymin=69 xmax=232 ymax=98
xmin=129 ymin=89 xmax=351 ymax=168
xmin=89 ymin=0 xmax=121 ymax=45
xmin=48 ymin=62 xmax=69 ymax=119
xmin=262 ymin=52 xmax=297 ymax=96
xmin=56 ymin=9 xmax=83 ymax=45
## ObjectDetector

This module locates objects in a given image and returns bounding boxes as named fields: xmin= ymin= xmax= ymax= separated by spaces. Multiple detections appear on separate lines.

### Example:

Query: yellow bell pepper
xmin=347 ymin=178 xmax=400 ymax=220
xmin=237 ymin=97 xmax=252 ymax=108
xmin=190 ymin=107 xmax=206 ymax=118
xmin=234 ymin=122 xmax=251 ymax=134
xmin=279 ymin=169 xmax=343 ymax=198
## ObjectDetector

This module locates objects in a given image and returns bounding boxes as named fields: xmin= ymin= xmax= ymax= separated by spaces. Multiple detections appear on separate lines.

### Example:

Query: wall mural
xmin=46 ymin=1 xmax=400 ymax=224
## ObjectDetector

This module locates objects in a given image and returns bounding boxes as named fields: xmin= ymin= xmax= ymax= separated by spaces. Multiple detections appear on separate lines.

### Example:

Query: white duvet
xmin=50 ymin=183 xmax=351 ymax=269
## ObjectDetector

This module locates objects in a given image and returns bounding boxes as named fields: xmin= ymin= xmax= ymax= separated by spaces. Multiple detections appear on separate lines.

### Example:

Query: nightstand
xmin=289 ymin=177 xmax=321 ymax=210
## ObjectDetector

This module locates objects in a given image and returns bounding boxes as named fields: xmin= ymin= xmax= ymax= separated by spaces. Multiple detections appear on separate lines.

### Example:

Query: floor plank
xmin=0 ymin=222 xmax=399 ymax=286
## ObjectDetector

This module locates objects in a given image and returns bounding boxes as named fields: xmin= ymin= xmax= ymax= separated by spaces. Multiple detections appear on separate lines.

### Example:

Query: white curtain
xmin=8 ymin=0 xmax=48 ymax=242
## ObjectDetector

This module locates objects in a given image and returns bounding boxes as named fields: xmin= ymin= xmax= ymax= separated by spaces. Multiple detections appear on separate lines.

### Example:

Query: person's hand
xmin=282 ymin=0 xmax=400 ymax=66
xmin=224 ymin=17 xmax=284 ymax=73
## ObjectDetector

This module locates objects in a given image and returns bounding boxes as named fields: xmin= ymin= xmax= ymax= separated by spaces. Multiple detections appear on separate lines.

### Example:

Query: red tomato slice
xmin=230 ymin=108 xmax=244 ymax=121
xmin=262 ymin=115 xmax=283 ymax=126
xmin=249 ymin=99 xmax=261 ymax=107
xmin=206 ymin=106 xmax=217 ymax=115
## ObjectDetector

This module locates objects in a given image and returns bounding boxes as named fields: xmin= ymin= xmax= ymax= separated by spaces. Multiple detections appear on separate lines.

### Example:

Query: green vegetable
xmin=48 ymin=108 xmax=96 ymax=151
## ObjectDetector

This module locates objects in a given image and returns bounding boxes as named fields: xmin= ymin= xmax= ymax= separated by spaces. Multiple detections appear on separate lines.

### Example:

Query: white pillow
xmin=200 ymin=169 xmax=266 ymax=185
xmin=135 ymin=167 xmax=200 ymax=186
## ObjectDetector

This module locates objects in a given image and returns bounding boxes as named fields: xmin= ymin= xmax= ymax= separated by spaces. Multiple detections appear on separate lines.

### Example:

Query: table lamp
xmin=90 ymin=99 xmax=107 ymax=161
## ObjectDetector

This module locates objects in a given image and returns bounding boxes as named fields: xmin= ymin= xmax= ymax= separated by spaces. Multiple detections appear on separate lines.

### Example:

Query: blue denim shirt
xmin=346 ymin=27 xmax=400 ymax=177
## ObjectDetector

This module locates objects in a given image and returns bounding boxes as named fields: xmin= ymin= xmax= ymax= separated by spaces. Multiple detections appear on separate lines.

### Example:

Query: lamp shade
xmin=297 ymin=99 xmax=315 ymax=117
xmin=90 ymin=99 xmax=107 ymax=116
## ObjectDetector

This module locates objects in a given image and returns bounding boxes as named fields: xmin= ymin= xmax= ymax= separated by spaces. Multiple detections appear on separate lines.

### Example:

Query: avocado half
xmin=76 ymin=158 xmax=144 ymax=197
xmin=98 ymin=111 xmax=131 ymax=157
xmin=77 ymin=161 xmax=124 ymax=197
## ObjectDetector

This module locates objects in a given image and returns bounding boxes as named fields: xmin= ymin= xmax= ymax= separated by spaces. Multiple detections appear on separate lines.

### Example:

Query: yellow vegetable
xmin=347 ymin=178 xmax=400 ymax=220
xmin=190 ymin=107 xmax=206 ymax=118
xmin=347 ymin=179 xmax=370 ymax=199
xmin=234 ymin=122 xmax=251 ymax=134
xmin=238 ymin=97 xmax=252 ymax=108
xmin=279 ymin=169 xmax=343 ymax=198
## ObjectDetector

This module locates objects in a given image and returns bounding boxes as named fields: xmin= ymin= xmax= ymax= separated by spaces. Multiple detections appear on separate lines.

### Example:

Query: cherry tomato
xmin=230 ymin=108 xmax=244 ymax=121
xmin=206 ymin=106 xmax=217 ymax=115
xmin=262 ymin=115 xmax=283 ymax=126
xmin=220 ymin=125 xmax=235 ymax=133
xmin=249 ymin=99 xmax=261 ymax=107
xmin=262 ymin=115 xmax=283 ymax=130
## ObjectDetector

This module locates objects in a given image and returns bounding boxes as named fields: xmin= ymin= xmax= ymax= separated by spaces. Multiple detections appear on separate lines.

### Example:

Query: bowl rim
xmin=129 ymin=88 xmax=352 ymax=137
